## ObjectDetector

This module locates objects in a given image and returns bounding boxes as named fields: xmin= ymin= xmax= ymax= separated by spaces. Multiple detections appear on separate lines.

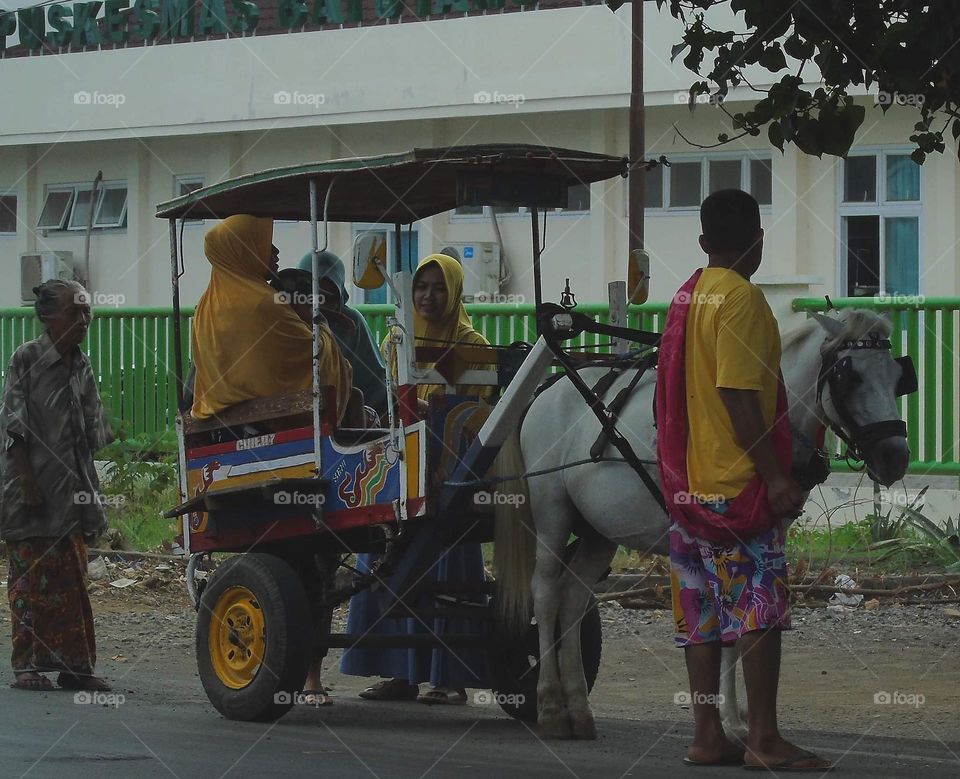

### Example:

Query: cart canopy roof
xmin=155 ymin=144 xmax=629 ymax=223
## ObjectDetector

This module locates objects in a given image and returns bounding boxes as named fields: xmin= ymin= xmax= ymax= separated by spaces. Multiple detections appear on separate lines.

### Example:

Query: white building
xmin=0 ymin=1 xmax=952 ymax=309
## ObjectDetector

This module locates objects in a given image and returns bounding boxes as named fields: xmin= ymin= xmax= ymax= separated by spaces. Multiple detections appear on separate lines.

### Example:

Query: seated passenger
xmin=269 ymin=264 xmax=379 ymax=428
xmin=385 ymin=252 xmax=495 ymax=414
xmin=190 ymin=215 xmax=352 ymax=424
xmin=339 ymin=253 xmax=494 ymax=707
xmin=271 ymin=251 xmax=389 ymax=422
xmin=297 ymin=251 xmax=389 ymax=420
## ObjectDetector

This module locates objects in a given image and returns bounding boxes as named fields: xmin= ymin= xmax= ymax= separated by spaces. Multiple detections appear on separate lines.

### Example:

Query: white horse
xmin=494 ymin=309 xmax=911 ymax=740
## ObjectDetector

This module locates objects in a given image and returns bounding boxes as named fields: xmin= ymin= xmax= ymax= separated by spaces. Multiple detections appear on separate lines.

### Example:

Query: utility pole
xmin=627 ymin=0 xmax=649 ymax=303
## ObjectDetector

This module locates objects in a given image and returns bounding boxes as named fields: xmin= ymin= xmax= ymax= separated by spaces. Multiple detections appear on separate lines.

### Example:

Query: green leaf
xmin=768 ymin=122 xmax=785 ymax=151
xmin=758 ymin=45 xmax=788 ymax=72
xmin=794 ymin=116 xmax=823 ymax=157
xmin=784 ymin=33 xmax=815 ymax=60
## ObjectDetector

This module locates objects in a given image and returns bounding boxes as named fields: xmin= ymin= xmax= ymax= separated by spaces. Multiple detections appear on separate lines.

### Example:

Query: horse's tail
xmin=493 ymin=425 xmax=536 ymax=637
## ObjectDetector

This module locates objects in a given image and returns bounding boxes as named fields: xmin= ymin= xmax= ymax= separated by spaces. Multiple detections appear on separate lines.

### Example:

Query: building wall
xmin=0 ymin=5 xmax=952 ymax=308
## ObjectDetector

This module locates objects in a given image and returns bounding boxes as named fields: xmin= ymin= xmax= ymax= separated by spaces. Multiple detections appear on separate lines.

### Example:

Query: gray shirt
xmin=0 ymin=332 xmax=114 ymax=541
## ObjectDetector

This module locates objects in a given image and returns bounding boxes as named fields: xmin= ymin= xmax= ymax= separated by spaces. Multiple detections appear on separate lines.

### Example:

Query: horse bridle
xmin=815 ymin=335 xmax=917 ymax=461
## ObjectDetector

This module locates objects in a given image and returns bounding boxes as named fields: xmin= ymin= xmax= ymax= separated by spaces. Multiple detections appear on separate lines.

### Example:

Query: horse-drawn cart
xmin=157 ymin=144 xmax=659 ymax=723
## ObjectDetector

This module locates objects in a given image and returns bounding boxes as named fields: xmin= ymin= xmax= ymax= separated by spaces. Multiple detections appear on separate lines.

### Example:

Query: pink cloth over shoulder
xmin=655 ymin=269 xmax=792 ymax=544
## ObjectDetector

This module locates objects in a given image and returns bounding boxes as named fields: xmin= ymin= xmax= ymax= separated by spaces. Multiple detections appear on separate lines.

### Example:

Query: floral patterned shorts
xmin=669 ymin=518 xmax=791 ymax=647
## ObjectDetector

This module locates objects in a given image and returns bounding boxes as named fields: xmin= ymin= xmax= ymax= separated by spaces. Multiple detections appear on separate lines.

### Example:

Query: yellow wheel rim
xmin=209 ymin=586 xmax=266 ymax=690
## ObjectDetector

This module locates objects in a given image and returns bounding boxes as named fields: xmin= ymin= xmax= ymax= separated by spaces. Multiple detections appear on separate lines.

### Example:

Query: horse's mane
xmin=782 ymin=309 xmax=891 ymax=353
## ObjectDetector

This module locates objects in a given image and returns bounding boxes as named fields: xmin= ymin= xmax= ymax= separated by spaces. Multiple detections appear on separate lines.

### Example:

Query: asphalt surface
xmin=2 ymin=681 xmax=959 ymax=779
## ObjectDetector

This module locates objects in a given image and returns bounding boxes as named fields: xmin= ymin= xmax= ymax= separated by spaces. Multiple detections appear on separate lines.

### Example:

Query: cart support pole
xmin=531 ymin=207 xmax=543 ymax=332
xmin=382 ymin=337 xmax=555 ymax=601
xmin=309 ymin=179 xmax=323 ymax=481
xmin=169 ymin=218 xmax=185 ymax=410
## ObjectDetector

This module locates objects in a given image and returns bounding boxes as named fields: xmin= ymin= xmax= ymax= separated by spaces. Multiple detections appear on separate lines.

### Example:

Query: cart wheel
xmin=196 ymin=553 xmax=312 ymax=722
xmin=487 ymin=598 xmax=602 ymax=722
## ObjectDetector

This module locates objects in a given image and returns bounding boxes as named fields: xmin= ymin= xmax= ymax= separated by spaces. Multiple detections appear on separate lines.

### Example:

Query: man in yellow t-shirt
xmin=685 ymin=267 xmax=781 ymax=501
xmin=668 ymin=190 xmax=831 ymax=772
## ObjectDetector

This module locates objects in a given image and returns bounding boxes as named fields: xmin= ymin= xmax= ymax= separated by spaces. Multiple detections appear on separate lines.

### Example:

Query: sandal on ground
xmin=10 ymin=673 xmax=54 ymax=692
xmin=684 ymin=755 xmax=744 ymax=767
xmin=358 ymin=678 xmax=419 ymax=701
xmin=56 ymin=672 xmax=112 ymax=692
xmin=301 ymin=689 xmax=333 ymax=707
xmin=417 ymin=687 xmax=467 ymax=705
xmin=743 ymin=750 xmax=833 ymax=772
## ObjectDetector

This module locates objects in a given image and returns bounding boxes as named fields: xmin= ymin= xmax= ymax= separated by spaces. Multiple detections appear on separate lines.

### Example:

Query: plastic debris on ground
xmin=828 ymin=573 xmax=863 ymax=607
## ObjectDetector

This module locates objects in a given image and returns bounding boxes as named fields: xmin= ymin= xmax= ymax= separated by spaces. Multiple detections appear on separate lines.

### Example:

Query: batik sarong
xmin=7 ymin=534 xmax=96 ymax=675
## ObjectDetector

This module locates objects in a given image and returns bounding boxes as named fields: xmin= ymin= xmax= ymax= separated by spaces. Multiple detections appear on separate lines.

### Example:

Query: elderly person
xmin=340 ymin=254 xmax=493 ymax=706
xmin=191 ymin=215 xmax=352 ymax=424
xmin=1 ymin=280 xmax=113 ymax=692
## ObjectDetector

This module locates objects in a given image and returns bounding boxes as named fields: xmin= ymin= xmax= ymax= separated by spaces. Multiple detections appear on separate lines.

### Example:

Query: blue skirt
xmin=339 ymin=543 xmax=490 ymax=689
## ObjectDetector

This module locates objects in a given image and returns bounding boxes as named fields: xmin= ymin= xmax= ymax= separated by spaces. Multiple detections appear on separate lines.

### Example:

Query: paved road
xmin=2 ymin=682 xmax=958 ymax=779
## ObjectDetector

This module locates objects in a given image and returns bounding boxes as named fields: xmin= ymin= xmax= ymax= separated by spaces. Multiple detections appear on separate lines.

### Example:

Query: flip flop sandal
xmin=684 ymin=754 xmax=745 ymax=767
xmin=10 ymin=674 xmax=54 ymax=692
xmin=417 ymin=689 xmax=467 ymax=705
xmin=359 ymin=679 xmax=419 ymax=701
xmin=56 ymin=673 xmax=112 ymax=692
xmin=743 ymin=750 xmax=834 ymax=772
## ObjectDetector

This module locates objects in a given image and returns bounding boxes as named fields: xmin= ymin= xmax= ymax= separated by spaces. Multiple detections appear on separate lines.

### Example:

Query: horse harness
xmin=531 ymin=303 xmax=667 ymax=514
xmin=814 ymin=334 xmax=917 ymax=464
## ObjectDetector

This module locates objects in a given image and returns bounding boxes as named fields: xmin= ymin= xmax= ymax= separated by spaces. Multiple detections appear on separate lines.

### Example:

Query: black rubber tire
xmin=487 ymin=598 xmax=603 ymax=722
xmin=196 ymin=553 xmax=312 ymax=722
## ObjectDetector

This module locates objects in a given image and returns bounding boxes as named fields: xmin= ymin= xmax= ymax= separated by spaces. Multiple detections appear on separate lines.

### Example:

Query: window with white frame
xmin=0 ymin=192 xmax=16 ymax=235
xmin=453 ymin=183 xmax=591 ymax=217
xmin=37 ymin=182 xmax=128 ymax=231
xmin=839 ymin=151 xmax=921 ymax=297
xmin=175 ymin=175 xmax=205 ymax=224
xmin=643 ymin=153 xmax=773 ymax=210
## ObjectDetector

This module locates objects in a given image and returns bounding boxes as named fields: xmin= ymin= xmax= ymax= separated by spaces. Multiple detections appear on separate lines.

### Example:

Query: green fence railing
xmin=1 ymin=307 xmax=193 ymax=442
xmin=2 ymin=299 xmax=957 ymax=475
xmin=0 ymin=303 xmax=668 ymax=440
xmin=794 ymin=297 xmax=960 ymax=476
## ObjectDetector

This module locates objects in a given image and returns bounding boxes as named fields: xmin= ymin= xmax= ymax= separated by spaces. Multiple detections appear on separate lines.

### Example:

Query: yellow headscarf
xmin=382 ymin=254 xmax=493 ymax=401
xmin=191 ymin=215 xmax=352 ymax=422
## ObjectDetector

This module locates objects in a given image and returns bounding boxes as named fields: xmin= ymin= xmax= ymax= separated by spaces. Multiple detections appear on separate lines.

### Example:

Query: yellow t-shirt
xmin=685 ymin=267 xmax=781 ymax=500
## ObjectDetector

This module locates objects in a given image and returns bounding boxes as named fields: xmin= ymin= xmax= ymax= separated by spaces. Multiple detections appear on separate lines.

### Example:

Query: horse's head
xmin=811 ymin=310 xmax=915 ymax=486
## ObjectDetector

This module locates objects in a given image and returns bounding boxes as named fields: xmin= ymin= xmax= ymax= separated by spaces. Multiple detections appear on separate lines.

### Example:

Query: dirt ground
xmin=1 ymin=557 xmax=957 ymax=748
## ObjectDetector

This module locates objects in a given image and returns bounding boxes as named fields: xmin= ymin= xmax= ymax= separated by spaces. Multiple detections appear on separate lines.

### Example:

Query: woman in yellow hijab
xmin=382 ymin=253 xmax=494 ymax=411
xmin=341 ymin=253 xmax=492 ymax=707
xmin=191 ymin=215 xmax=352 ymax=423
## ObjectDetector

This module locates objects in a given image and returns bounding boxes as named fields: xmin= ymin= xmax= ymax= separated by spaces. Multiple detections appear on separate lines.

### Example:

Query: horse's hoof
xmin=538 ymin=713 xmax=573 ymax=740
xmin=569 ymin=713 xmax=598 ymax=740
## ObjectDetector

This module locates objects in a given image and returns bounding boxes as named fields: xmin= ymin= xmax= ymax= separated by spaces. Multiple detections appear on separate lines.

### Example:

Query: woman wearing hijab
xmin=190 ymin=215 xmax=352 ymax=424
xmin=340 ymin=254 xmax=493 ymax=706
xmin=295 ymin=251 xmax=388 ymax=420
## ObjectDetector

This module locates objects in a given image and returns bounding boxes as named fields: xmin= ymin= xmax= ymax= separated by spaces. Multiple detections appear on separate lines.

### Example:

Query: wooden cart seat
xmin=181 ymin=388 xmax=315 ymax=436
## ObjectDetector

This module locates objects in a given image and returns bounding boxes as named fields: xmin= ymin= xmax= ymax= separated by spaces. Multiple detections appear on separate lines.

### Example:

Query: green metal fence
xmin=2 ymin=299 xmax=957 ymax=475
xmin=0 ymin=303 xmax=668 ymax=440
xmin=0 ymin=307 xmax=193 ymax=441
xmin=794 ymin=297 xmax=960 ymax=476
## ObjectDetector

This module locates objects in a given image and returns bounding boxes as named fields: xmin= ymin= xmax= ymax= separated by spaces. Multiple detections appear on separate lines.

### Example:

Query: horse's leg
xmin=530 ymin=501 xmax=578 ymax=739
xmin=555 ymin=535 xmax=617 ymax=740
xmin=719 ymin=644 xmax=748 ymax=744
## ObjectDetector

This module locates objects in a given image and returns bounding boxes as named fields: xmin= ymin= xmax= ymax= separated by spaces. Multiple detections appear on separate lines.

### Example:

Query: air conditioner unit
xmin=442 ymin=242 xmax=501 ymax=303
xmin=20 ymin=252 xmax=78 ymax=304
